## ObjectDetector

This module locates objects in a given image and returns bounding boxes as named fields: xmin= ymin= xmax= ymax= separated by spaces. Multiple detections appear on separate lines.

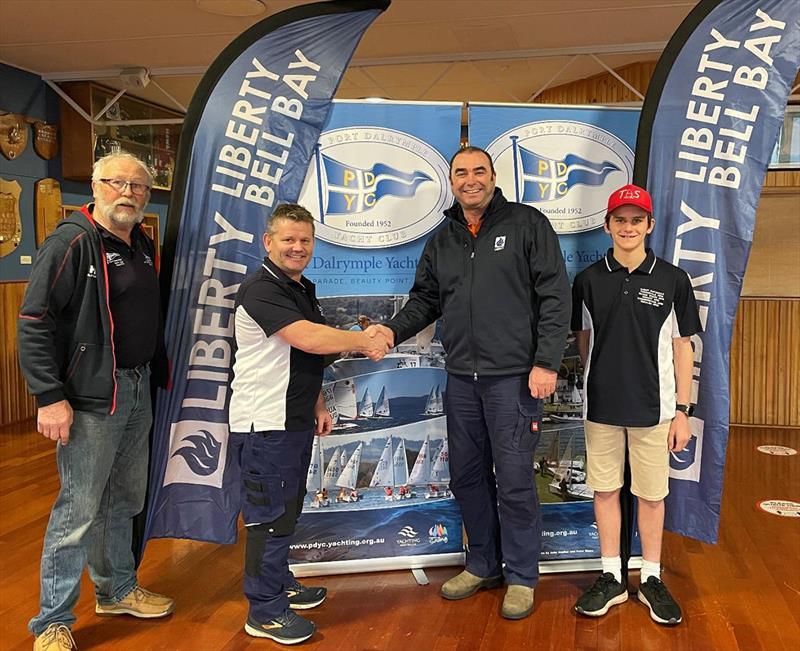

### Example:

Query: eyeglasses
xmin=99 ymin=179 xmax=151 ymax=196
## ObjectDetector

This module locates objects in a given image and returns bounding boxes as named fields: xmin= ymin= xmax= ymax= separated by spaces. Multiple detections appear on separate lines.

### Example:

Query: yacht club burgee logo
xmin=298 ymin=127 xmax=451 ymax=248
xmin=486 ymin=120 xmax=634 ymax=234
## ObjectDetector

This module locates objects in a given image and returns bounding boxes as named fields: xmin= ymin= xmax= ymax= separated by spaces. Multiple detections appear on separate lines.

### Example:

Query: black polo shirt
xmin=98 ymin=222 xmax=160 ymax=369
xmin=229 ymin=257 xmax=325 ymax=432
xmin=571 ymin=248 xmax=702 ymax=427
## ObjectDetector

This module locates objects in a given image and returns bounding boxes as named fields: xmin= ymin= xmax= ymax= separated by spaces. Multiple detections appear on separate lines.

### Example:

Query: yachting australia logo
xmin=428 ymin=523 xmax=449 ymax=544
xmin=163 ymin=420 xmax=228 ymax=488
xmin=298 ymin=127 xmax=451 ymax=249
xmin=396 ymin=525 xmax=421 ymax=547
xmin=486 ymin=120 xmax=634 ymax=234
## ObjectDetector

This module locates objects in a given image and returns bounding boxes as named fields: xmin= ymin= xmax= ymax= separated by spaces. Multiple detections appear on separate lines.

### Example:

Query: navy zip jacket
xmin=386 ymin=188 xmax=571 ymax=377
xmin=17 ymin=207 xmax=167 ymax=413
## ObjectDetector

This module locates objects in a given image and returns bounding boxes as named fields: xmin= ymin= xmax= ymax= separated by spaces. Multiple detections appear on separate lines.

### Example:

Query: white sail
xmin=339 ymin=448 xmax=348 ymax=471
xmin=423 ymin=386 xmax=443 ymax=415
xmin=550 ymin=389 xmax=559 ymax=404
xmin=336 ymin=442 xmax=363 ymax=490
xmin=369 ymin=437 xmax=394 ymax=487
xmin=306 ymin=436 xmax=324 ymax=493
xmin=323 ymin=446 xmax=343 ymax=490
xmin=392 ymin=438 xmax=409 ymax=486
xmin=408 ymin=435 xmax=432 ymax=485
xmin=334 ymin=379 xmax=358 ymax=419
xmin=570 ymin=383 xmax=582 ymax=404
xmin=434 ymin=385 xmax=444 ymax=413
xmin=429 ymin=438 xmax=450 ymax=483
xmin=322 ymin=384 xmax=339 ymax=425
xmin=359 ymin=387 xmax=374 ymax=418
xmin=375 ymin=386 xmax=391 ymax=417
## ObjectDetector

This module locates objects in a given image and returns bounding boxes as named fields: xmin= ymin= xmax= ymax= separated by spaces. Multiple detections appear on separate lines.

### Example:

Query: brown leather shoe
xmin=95 ymin=586 xmax=174 ymax=618
xmin=33 ymin=624 xmax=76 ymax=651
xmin=502 ymin=585 xmax=535 ymax=619
xmin=440 ymin=570 xmax=503 ymax=600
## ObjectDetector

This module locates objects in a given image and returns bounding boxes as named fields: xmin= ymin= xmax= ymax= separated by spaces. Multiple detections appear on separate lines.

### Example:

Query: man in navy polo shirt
xmin=229 ymin=204 xmax=390 ymax=645
xmin=572 ymin=184 xmax=701 ymax=626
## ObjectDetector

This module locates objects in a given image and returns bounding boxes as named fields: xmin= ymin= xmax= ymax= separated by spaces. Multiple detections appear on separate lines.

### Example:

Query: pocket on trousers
xmin=241 ymin=471 xmax=286 ymax=526
xmin=512 ymin=400 xmax=542 ymax=452
xmin=64 ymin=343 xmax=113 ymax=400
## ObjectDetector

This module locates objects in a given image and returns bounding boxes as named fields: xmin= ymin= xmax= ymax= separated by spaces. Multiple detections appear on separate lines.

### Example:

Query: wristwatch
xmin=675 ymin=403 xmax=694 ymax=417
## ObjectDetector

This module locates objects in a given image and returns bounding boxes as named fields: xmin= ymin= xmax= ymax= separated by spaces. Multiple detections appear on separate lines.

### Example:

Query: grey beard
xmin=98 ymin=201 xmax=144 ymax=226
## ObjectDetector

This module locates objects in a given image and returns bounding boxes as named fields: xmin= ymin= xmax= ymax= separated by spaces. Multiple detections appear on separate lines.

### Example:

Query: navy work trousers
xmin=446 ymin=373 xmax=542 ymax=587
xmin=240 ymin=429 xmax=314 ymax=621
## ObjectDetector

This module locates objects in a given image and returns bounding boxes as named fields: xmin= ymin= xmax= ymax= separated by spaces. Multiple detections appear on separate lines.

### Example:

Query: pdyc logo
xmin=486 ymin=120 xmax=634 ymax=234
xmin=298 ymin=127 xmax=452 ymax=248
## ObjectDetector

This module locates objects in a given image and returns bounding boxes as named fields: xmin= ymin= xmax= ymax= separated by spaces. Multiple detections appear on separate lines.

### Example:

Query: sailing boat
xmin=306 ymin=436 xmax=330 ymax=508
xmin=548 ymin=435 xmax=591 ymax=500
xmin=423 ymin=385 xmax=444 ymax=416
xmin=392 ymin=437 xmax=412 ymax=499
xmin=358 ymin=387 xmax=374 ymax=418
xmin=335 ymin=442 xmax=363 ymax=502
xmin=323 ymin=446 xmax=343 ymax=490
xmin=408 ymin=434 xmax=432 ymax=486
xmin=550 ymin=382 xmax=583 ymax=422
xmin=333 ymin=379 xmax=358 ymax=425
xmin=426 ymin=438 xmax=451 ymax=499
xmin=369 ymin=437 xmax=394 ymax=494
xmin=374 ymin=386 xmax=391 ymax=417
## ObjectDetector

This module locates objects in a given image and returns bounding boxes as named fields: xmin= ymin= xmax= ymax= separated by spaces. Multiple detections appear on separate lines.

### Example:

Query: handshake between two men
xmin=358 ymin=323 xmax=395 ymax=361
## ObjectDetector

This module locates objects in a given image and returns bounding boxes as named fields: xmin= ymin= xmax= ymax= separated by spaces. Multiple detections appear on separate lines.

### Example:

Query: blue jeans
xmin=29 ymin=366 xmax=152 ymax=635
xmin=445 ymin=373 xmax=543 ymax=587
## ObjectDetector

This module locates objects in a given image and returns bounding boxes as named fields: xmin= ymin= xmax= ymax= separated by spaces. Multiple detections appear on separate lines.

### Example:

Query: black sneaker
xmin=574 ymin=572 xmax=628 ymax=617
xmin=244 ymin=609 xmax=316 ymax=644
xmin=637 ymin=576 xmax=683 ymax=625
xmin=287 ymin=578 xmax=327 ymax=610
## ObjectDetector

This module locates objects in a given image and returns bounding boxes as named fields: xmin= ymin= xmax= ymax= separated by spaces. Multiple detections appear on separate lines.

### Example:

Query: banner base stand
xmin=290 ymin=554 xmax=642 ymax=578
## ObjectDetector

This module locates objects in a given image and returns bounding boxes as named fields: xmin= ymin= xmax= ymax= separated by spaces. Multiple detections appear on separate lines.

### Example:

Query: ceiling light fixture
xmin=196 ymin=0 xmax=267 ymax=17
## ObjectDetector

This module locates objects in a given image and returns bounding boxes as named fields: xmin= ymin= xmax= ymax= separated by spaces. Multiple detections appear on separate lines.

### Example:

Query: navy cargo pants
xmin=445 ymin=373 xmax=543 ymax=587
xmin=240 ymin=429 xmax=314 ymax=621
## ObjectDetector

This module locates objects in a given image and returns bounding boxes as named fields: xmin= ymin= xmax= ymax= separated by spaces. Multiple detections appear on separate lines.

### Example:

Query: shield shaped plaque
xmin=0 ymin=114 xmax=29 ymax=160
xmin=33 ymin=121 xmax=59 ymax=160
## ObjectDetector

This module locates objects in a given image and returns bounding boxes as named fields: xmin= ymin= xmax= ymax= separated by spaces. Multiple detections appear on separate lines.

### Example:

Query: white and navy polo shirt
xmin=571 ymin=248 xmax=702 ymax=427
xmin=229 ymin=257 xmax=325 ymax=433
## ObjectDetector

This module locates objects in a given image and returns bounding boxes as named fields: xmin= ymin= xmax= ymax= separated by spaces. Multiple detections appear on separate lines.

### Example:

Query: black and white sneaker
xmin=574 ymin=572 xmax=629 ymax=617
xmin=244 ymin=609 xmax=316 ymax=645
xmin=637 ymin=576 xmax=683 ymax=625
xmin=287 ymin=578 xmax=327 ymax=610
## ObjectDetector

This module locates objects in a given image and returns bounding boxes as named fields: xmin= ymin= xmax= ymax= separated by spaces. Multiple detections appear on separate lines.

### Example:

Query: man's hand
xmin=528 ymin=366 xmax=557 ymax=399
xmin=365 ymin=324 xmax=395 ymax=348
xmin=668 ymin=412 xmax=692 ymax=452
xmin=361 ymin=330 xmax=391 ymax=361
xmin=314 ymin=393 xmax=333 ymax=436
xmin=37 ymin=400 xmax=73 ymax=445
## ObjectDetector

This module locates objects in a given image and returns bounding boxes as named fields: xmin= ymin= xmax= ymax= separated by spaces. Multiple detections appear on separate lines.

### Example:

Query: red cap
xmin=606 ymin=184 xmax=653 ymax=216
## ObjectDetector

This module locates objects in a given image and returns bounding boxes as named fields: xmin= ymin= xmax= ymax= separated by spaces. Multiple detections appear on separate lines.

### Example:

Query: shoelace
xmin=588 ymin=573 xmax=619 ymax=596
xmin=646 ymin=579 xmax=674 ymax=605
xmin=43 ymin=625 xmax=75 ymax=649
xmin=273 ymin=609 xmax=301 ymax=627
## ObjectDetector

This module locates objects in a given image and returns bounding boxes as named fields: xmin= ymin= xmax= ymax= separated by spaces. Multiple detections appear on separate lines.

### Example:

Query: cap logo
xmin=618 ymin=189 xmax=640 ymax=199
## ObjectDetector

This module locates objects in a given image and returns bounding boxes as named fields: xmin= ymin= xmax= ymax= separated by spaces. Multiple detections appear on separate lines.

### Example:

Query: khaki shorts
xmin=584 ymin=420 xmax=671 ymax=501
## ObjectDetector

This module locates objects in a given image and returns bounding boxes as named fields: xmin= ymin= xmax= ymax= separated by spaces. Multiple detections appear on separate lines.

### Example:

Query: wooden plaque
xmin=0 ymin=178 xmax=23 ymax=257
xmin=35 ymin=178 xmax=64 ymax=246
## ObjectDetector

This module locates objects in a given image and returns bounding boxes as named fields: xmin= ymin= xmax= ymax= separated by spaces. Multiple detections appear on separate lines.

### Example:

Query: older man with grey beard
xmin=18 ymin=152 xmax=173 ymax=651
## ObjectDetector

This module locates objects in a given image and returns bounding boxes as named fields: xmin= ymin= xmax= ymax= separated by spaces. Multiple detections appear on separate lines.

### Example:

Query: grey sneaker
xmin=440 ymin=570 xmax=503 ymax=600
xmin=501 ymin=585 xmax=535 ymax=620
xmin=244 ymin=609 xmax=316 ymax=645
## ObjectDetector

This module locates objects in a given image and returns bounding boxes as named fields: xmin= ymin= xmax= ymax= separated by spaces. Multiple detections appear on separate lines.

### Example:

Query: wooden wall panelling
xmin=1 ymin=282 xmax=36 ymax=426
xmin=729 ymin=298 xmax=800 ymax=427
xmin=535 ymin=61 xmax=658 ymax=105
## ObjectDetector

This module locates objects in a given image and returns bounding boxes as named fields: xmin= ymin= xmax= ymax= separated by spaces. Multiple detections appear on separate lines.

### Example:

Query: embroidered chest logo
xmin=637 ymin=287 xmax=665 ymax=307
xmin=142 ymin=252 xmax=153 ymax=267
xmin=105 ymin=251 xmax=125 ymax=267
xmin=494 ymin=236 xmax=506 ymax=251
xmin=87 ymin=264 xmax=96 ymax=279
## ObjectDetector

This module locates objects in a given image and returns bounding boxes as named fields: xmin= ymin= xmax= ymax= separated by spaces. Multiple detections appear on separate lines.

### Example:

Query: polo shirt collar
xmin=604 ymin=248 xmax=657 ymax=275
xmin=262 ymin=256 xmax=313 ymax=291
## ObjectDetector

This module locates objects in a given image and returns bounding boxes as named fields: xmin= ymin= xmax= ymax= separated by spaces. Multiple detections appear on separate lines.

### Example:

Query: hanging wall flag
xmin=145 ymin=0 xmax=390 ymax=547
xmin=634 ymin=0 xmax=799 ymax=543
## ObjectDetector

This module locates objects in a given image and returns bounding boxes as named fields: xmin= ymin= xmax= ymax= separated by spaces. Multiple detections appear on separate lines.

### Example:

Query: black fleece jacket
xmin=386 ymin=188 xmax=571 ymax=378
xmin=17 ymin=206 xmax=168 ymax=414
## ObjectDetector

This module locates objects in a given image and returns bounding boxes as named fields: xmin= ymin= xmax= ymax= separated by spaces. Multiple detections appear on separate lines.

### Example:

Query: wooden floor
xmin=1 ymin=424 xmax=798 ymax=651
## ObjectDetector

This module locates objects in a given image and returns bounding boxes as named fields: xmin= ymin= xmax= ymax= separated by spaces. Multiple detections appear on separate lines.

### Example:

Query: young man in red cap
xmin=571 ymin=184 xmax=701 ymax=626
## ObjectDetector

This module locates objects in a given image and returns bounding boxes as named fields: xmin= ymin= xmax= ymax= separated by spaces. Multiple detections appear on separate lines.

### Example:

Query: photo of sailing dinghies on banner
xmin=289 ymin=296 xmax=618 ymax=566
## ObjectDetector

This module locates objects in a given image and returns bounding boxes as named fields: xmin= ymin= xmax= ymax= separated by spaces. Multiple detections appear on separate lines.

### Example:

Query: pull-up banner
xmin=469 ymin=103 xmax=640 ymax=563
xmin=635 ymin=0 xmax=800 ymax=543
xmin=290 ymin=99 xmax=464 ymax=570
xmin=145 ymin=0 xmax=390 ymax=547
